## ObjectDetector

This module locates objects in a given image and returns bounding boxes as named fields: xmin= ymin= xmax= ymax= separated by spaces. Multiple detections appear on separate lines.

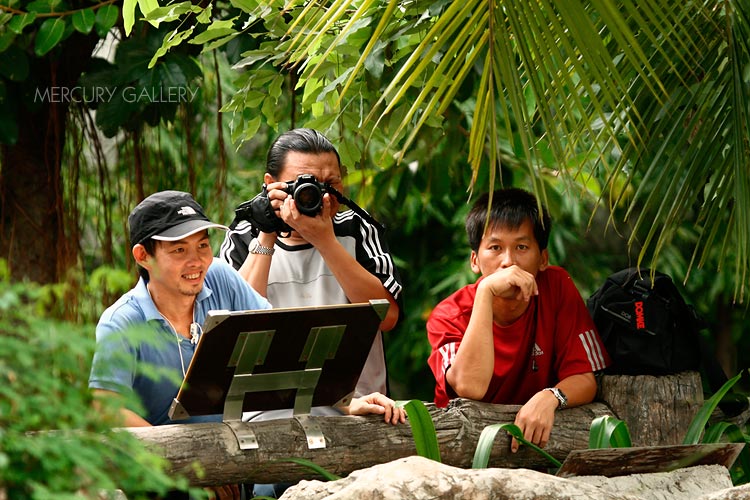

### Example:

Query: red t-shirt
xmin=427 ymin=266 xmax=609 ymax=407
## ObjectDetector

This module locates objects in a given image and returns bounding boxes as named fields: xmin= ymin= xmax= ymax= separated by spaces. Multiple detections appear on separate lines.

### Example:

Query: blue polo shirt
xmin=89 ymin=258 xmax=271 ymax=425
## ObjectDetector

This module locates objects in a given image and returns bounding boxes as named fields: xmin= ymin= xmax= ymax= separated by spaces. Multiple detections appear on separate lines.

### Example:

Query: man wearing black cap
xmin=89 ymin=190 xmax=273 ymax=428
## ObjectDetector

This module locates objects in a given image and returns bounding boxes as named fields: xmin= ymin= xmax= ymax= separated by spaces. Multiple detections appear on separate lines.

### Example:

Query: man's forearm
xmin=554 ymin=372 xmax=597 ymax=408
xmin=315 ymin=238 xmax=400 ymax=331
xmin=237 ymin=233 xmax=277 ymax=297
xmin=444 ymin=287 xmax=496 ymax=400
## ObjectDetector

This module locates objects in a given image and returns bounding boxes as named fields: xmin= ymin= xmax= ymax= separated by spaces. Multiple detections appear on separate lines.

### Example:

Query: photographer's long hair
xmin=266 ymin=128 xmax=342 ymax=177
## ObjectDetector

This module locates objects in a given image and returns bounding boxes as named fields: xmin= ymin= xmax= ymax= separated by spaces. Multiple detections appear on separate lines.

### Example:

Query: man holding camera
xmin=220 ymin=128 xmax=403 ymax=398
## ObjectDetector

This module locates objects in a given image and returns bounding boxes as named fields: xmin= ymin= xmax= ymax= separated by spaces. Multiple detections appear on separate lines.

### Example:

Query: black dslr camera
xmin=234 ymin=174 xmax=384 ymax=235
xmin=281 ymin=173 xmax=330 ymax=216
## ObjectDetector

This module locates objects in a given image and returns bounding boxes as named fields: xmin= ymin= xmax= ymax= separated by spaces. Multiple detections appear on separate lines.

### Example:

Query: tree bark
xmin=124 ymin=372 xmax=705 ymax=487
xmin=0 ymin=32 xmax=98 ymax=285
xmin=127 ymin=400 xmax=614 ymax=486
xmin=597 ymin=372 xmax=703 ymax=446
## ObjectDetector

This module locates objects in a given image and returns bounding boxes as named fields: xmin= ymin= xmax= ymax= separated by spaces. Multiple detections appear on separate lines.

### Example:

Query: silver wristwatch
xmin=250 ymin=242 xmax=275 ymax=256
xmin=543 ymin=387 xmax=568 ymax=409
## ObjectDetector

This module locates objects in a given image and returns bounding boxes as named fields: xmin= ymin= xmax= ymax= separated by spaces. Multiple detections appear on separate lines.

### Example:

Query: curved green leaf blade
xmin=398 ymin=399 xmax=441 ymax=462
xmin=274 ymin=457 xmax=341 ymax=481
xmin=472 ymin=423 xmax=505 ymax=468
xmin=474 ymin=423 xmax=562 ymax=468
xmin=71 ymin=8 xmax=95 ymax=34
xmin=702 ymin=421 xmax=743 ymax=444
xmin=683 ymin=371 xmax=744 ymax=445
xmin=34 ymin=18 xmax=65 ymax=56
xmin=123 ymin=0 xmax=137 ymax=35
xmin=589 ymin=415 xmax=632 ymax=449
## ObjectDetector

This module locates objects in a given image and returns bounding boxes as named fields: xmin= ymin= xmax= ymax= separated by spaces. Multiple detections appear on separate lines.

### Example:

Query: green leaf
xmin=148 ymin=27 xmax=194 ymax=68
xmin=0 ymin=44 xmax=28 ymax=80
xmin=25 ymin=0 xmax=57 ymax=14
xmin=95 ymin=4 xmax=119 ymax=38
xmin=122 ymin=0 xmax=137 ymax=35
xmin=274 ymin=457 xmax=341 ymax=481
xmin=8 ymin=12 xmax=37 ymax=34
xmin=34 ymin=17 xmax=65 ymax=56
xmin=683 ymin=371 xmax=744 ymax=445
xmin=143 ymin=2 xmax=200 ymax=27
xmin=588 ymin=415 xmax=632 ymax=449
xmin=0 ymin=30 xmax=15 ymax=53
xmin=71 ymin=8 xmax=95 ymax=34
xmin=189 ymin=27 xmax=236 ymax=45
xmin=201 ymin=32 xmax=239 ymax=52
xmin=702 ymin=421 xmax=744 ymax=444
xmin=398 ymin=399 xmax=441 ymax=462
xmin=138 ymin=0 xmax=159 ymax=17
xmin=472 ymin=423 xmax=562 ymax=469
xmin=472 ymin=423 xmax=505 ymax=469
xmin=229 ymin=0 xmax=259 ymax=14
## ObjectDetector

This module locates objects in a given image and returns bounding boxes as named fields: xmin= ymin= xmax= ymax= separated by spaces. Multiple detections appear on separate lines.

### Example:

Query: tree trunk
xmin=597 ymin=371 xmax=703 ymax=446
xmin=0 ymin=32 xmax=98 ymax=286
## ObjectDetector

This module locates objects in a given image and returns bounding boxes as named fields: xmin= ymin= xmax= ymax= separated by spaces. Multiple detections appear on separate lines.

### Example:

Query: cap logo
xmin=177 ymin=206 xmax=197 ymax=216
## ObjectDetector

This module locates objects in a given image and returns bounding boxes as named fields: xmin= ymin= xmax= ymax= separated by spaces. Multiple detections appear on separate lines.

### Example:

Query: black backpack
xmin=586 ymin=267 xmax=703 ymax=376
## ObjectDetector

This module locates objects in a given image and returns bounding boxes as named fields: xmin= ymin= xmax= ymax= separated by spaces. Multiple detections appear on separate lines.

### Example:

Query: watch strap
xmin=543 ymin=387 xmax=568 ymax=409
xmin=250 ymin=242 xmax=275 ymax=256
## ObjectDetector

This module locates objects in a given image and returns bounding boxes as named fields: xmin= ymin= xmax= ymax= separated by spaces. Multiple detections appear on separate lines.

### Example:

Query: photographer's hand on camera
xmin=280 ymin=191 xmax=337 ymax=246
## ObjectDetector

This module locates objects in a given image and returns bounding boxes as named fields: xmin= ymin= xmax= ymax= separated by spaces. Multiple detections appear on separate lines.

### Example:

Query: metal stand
xmin=222 ymin=324 xmax=346 ymax=450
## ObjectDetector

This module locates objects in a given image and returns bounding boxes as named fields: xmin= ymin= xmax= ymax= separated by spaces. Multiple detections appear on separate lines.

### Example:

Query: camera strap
xmin=326 ymin=186 xmax=386 ymax=233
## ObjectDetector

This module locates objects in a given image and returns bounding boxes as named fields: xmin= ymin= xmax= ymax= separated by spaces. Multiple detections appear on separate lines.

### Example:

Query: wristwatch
xmin=543 ymin=387 xmax=568 ymax=409
xmin=249 ymin=242 xmax=275 ymax=256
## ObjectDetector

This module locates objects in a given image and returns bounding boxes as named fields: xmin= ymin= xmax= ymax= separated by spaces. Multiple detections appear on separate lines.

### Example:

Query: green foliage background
xmin=3 ymin=0 xmax=750 ymax=493
xmin=0 ymin=271 xmax=203 ymax=499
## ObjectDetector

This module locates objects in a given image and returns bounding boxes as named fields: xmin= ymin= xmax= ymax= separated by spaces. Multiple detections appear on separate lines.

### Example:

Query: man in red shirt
xmin=427 ymin=188 xmax=609 ymax=452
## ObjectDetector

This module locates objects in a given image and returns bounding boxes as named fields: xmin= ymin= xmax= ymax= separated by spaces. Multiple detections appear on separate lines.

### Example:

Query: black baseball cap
xmin=128 ymin=190 xmax=229 ymax=247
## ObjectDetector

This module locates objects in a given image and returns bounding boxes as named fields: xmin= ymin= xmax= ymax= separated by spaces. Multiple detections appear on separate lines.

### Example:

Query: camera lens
xmin=293 ymin=183 xmax=323 ymax=215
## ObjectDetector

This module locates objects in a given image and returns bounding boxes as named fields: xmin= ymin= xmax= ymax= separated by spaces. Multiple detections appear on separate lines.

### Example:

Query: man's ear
xmin=539 ymin=248 xmax=550 ymax=271
xmin=263 ymin=173 xmax=275 ymax=185
xmin=132 ymin=244 xmax=151 ymax=269
xmin=469 ymin=250 xmax=481 ymax=274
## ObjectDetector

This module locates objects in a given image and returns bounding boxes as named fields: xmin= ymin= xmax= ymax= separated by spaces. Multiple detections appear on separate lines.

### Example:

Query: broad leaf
xmin=0 ymin=31 xmax=15 ymax=53
xmin=71 ymin=8 xmax=95 ymax=34
xmin=34 ymin=18 xmax=65 ymax=56
xmin=588 ymin=415 xmax=632 ymax=449
xmin=95 ymin=4 xmax=119 ymax=38
xmin=8 ymin=12 xmax=36 ymax=34
xmin=189 ymin=28 xmax=236 ymax=45
xmin=398 ymin=399 xmax=441 ymax=462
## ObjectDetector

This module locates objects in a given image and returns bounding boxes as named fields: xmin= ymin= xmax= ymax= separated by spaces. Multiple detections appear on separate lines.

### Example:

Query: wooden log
xmin=597 ymin=371 xmax=704 ymax=446
xmin=126 ymin=399 xmax=614 ymax=486
xmin=125 ymin=372 xmax=706 ymax=486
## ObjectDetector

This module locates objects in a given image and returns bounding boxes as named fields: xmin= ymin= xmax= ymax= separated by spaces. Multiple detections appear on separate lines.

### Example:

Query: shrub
xmin=0 ymin=279 xmax=195 ymax=499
